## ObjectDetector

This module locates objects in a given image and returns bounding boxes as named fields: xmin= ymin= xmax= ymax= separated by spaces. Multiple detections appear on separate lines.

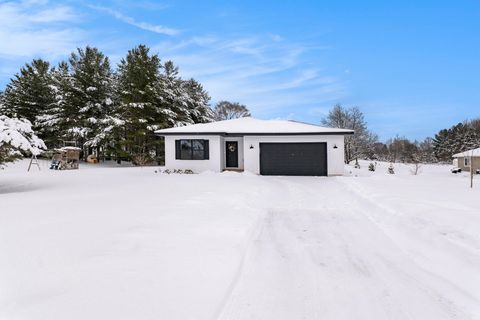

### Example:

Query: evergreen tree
xmin=433 ymin=122 xmax=480 ymax=162
xmin=156 ymin=62 xmax=213 ymax=126
xmin=114 ymin=45 xmax=164 ymax=164
xmin=0 ymin=44 xmax=214 ymax=164
xmin=0 ymin=115 xmax=46 ymax=167
xmin=68 ymin=47 xmax=114 ymax=155
xmin=0 ymin=91 xmax=5 ymax=115
xmin=35 ymin=62 xmax=74 ymax=147
xmin=2 ymin=59 xmax=53 ymax=122
xmin=156 ymin=60 xmax=189 ymax=126
xmin=433 ymin=128 xmax=450 ymax=161
xmin=2 ymin=59 xmax=56 ymax=143
xmin=183 ymin=78 xmax=214 ymax=124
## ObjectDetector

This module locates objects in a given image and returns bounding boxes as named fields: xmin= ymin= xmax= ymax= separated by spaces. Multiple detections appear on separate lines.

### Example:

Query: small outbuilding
xmin=452 ymin=147 xmax=480 ymax=173
xmin=155 ymin=118 xmax=354 ymax=176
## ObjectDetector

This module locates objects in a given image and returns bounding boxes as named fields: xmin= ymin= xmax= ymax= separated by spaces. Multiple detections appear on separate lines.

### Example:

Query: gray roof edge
xmin=155 ymin=131 xmax=354 ymax=136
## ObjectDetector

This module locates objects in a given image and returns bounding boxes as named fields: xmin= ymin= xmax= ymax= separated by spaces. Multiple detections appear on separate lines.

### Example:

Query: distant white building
xmin=155 ymin=117 xmax=354 ymax=176
xmin=452 ymin=147 xmax=480 ymax=172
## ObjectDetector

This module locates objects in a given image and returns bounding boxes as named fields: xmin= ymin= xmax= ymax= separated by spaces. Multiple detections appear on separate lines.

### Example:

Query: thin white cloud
xmin=0 ymin=1 xmax=82 ymax=58
xmin=0 ymin=1 xmax=78 ymax=25
xmin=89 ymin=5 xmax=179 ymax=36
xmin=0 ymin=1 xmax=83 ymax=58
xmin=268 ymin=33 xmax=284 ymax=42
xmin=0 ymin=1 xmax=345 ymax=120
xmin=0 ymin=28 xmax=83 ymax=58
xmin=29 ymin=6 xmax=77 ymax=23
xmin=151 ymin=34 xmax=345 ymax=116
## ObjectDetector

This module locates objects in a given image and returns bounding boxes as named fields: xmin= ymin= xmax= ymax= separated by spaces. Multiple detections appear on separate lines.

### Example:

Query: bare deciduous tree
xmin=213 ymin=101 xmax=251 ymax=121
xmin=321 ymin=104 xmax=378 ymax=164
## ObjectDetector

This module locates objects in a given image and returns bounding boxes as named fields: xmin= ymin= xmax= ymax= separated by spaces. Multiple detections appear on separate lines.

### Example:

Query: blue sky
xmin=0 ymin=0 xmax=479 ymax=141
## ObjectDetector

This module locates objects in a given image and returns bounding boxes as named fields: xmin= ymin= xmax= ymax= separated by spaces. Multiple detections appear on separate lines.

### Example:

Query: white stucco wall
xmin=164 ymin=135 xmax=222 ymax=172
xmin=164 ymin=134 xmax=346 ymax=175
xmin=243 ymin=135 xmax=346 ymax=176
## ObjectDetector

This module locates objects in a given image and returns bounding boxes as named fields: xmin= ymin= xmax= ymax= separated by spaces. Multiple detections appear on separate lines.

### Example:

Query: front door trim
xmin=225 ymin=141 xmax=239 ymax=168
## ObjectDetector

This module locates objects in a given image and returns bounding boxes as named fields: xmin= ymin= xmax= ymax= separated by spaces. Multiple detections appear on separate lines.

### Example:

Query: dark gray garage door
xmin=259 ymin=142 xmax=328 ymax=176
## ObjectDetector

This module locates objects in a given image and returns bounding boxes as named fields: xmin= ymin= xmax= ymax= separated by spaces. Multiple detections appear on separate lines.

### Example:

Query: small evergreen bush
xmin=387 ymin=163 xmax=395 ymax=174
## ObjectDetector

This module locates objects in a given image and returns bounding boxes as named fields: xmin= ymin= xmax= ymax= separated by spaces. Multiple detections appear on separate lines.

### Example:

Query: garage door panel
xmin=260 ymin=143 xmax=327 ymax=176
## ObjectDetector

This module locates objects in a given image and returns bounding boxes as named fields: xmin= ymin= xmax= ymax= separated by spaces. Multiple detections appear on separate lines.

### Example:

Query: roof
xmin=453 ymin=147 xmax=480 ymax=158
xmin=155 ymin=117 xmax=354 ymax=136
xmin=54 ymin=146 xmax=81 ymax=152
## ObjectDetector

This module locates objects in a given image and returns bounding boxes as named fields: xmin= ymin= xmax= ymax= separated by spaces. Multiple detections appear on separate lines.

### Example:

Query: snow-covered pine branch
xmin=0 ymin=115 xmax=46 ymax=166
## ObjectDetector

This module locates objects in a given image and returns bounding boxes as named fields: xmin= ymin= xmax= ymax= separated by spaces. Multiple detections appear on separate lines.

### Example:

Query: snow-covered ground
xmin=1 ymin=160 xmax=479 ymax=320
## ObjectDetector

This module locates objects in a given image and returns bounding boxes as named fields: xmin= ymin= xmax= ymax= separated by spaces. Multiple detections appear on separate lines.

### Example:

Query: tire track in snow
xmin=212 ymin=208 xmax=271 ymax=320
xmin=217 ymin=177 xmax=480 ymax=320
xmin=336 ymin=177 xmax=480 ymax=318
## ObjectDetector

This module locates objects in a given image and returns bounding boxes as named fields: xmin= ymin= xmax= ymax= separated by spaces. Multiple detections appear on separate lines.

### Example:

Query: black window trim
xmin=175 ymin=139 xmax=209 ymax=160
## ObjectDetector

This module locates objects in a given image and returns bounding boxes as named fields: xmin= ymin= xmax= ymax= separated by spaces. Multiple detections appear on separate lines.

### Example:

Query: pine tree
xmin=0 ymin=115 xmax=46 ymax=167
xmin=156 ymin=62 xmax=213 ymax=126
xmin=433 ymin=128 xmax=450 ymax=161
xmin=433 ymin=121 xmax=480 ymax=162
xmin=182 ymin=78 xmax=213 ymax=124
xmin=2 ymin=59 xmax=56 ymax=144
xmin=114 ymin=45 xmax=164 ymax=164
xmin=0 ymin=45 xmax=214 ymax=164
xmin=2 ymin=59 xmax=53 ymax=122
xmin=0 ymin=91 xmax=5 ymax=115
xmin=68 ymin=47 xmax=114 ymax=156
xmin=156 ymin=60 xmax=189 ymax=127
xmin=35 ymin=62 xmax=73 ymax=147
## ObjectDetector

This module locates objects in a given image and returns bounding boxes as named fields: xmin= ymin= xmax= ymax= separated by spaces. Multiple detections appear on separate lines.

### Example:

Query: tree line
xmin=0 ymin=45 xmax=215 ymax=164
xmin=322 ymin=104 xmax=480 ymax=164
xmin=1 ymin=43 xmax=477 ymax=166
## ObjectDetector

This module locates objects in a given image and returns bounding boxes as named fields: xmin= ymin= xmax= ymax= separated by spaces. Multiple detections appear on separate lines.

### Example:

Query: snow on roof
xmin=54 ymin=146 xmax=82 ymax=152
xmin=452 ymin=147 xmax=480 ymax=158
xmin=155 ymin=117 xmax=354 ymax=135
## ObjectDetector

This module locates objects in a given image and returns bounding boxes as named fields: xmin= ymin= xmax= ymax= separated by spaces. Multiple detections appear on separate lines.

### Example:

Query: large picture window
xmin=175 ymin=139 xmax=209 ymax=160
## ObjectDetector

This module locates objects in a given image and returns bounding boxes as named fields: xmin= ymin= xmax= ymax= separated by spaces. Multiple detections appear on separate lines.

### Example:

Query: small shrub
xmin=163 ymin=169 xmax=172 ymax=174
xmin=387 ymin=163 xmax=395 ymax=174
xmin=368 ymin=163 xmax=375 ymax=172
xmin=410 ymin=163 xmax=423 ymax=175
xmin=173 ymin=169 xmax=184 ymax=174
xmin=132 ymin=154 xmax=151 ymax=166
xmin=183 ymin=169 xmax=194 ymax=174
xmin=354 ymin=160 xmax=361 ymax=169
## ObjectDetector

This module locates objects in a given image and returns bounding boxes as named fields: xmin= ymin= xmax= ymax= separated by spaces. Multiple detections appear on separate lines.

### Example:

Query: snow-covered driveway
xmin=1 ymin=161 xmax=479 ymax=320
xmin=218 ymin=177 xmax=480 ymax=320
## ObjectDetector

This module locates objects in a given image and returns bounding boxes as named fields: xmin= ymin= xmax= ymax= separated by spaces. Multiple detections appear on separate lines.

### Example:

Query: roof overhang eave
xmin=155 ymin=131 xmax=355 ymax=136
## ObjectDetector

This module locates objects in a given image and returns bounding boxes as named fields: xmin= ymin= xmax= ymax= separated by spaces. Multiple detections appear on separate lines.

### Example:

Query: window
xmin=464 ymin=157 xmax=469 ymax=167
xmin=175 ymin=139 xmax=209 ymax=160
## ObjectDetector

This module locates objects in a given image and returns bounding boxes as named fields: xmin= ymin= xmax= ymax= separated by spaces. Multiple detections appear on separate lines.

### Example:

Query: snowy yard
xmin=1 ymin=160 xmax=480 ymax=320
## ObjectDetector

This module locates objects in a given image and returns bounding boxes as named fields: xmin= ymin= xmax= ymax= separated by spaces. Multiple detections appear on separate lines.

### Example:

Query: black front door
xmin=226 ymin=141 xmax=239 ymax=168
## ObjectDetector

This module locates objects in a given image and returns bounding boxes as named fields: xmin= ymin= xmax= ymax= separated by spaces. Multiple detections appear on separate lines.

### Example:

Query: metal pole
xmin=471 ymin=151 xmax=474 ymax=189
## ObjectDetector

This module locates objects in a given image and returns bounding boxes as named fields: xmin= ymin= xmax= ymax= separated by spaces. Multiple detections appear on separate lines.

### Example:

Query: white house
xmin=452 ymin=147 xmax=480 ymax=173
xmin=155 ymin=117 xmax=354 ymax=176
